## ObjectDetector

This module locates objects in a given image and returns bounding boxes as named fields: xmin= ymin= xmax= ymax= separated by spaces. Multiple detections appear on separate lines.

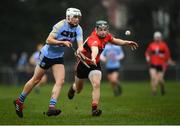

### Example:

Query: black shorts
xmin=150 ymin=64 xmax=163 ymax=72
xmin=106 ymin=68 xmax=119 ymax=74
xmin=75 ymin=61 xmax=101 ymax=79
xmin=38 ymin=52 xmax=64 ymax=70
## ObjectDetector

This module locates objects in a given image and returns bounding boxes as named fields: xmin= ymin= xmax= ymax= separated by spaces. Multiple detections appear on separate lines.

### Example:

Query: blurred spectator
xmin=10 ymin=53 xmax=18 ymax=68
xmin=29 ymin=43 xmax=47 ymax=93
xmin=101 ymin=0 xmax=127 ymax=29
xmin=16 ymin=52 xmax=30 ymax=85
xmin=9 ymin=53 xmax=18 ymax=84
xmin=100 ymin=43 xmax=124 ymax=96
xmin=17 ymin=52 xmax=29 ymax=71
xmin=145 ymin=31 xmax=176 ymax=96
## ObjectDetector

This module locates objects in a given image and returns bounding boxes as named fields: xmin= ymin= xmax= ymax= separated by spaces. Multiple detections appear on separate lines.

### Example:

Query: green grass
xmin=0 ymin=81 xmax=180 ymax=125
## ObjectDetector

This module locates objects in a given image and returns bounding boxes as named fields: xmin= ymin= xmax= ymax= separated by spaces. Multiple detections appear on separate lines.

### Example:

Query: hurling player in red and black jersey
xmin=68 ymin=20 xmax=138 ymax=116
xmin=145 ymin=31 xmax=175 ymax=96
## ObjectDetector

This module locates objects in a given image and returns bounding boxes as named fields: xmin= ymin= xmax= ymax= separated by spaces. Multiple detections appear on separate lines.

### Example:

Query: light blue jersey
xmin=41 ymin=19 xmax=83 ymax=59
xmin=101 ymin=44 xmax=124 ymax=69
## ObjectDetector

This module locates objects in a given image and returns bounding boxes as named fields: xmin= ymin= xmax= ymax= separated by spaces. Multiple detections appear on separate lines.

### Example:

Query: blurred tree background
xmin=0 ymin=0 xmax=179 ymax=82
xmin=0 ymin=0 xmax=179 ymax=64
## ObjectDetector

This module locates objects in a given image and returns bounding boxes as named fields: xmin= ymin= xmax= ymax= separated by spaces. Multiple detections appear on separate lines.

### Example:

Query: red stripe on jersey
xmin=145 ymin=41 xmax=171 ymax=66
xmin=82 ymin=30 xmax=113 ymax=64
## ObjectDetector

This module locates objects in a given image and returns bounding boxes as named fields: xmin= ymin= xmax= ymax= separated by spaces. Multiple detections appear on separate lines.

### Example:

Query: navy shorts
xmin=75 ymin=61 xmax=101 ymax=79
xmin=106 ymin=68 xmax=119 ymax=74
xmin=150 ymin=64 xmax=163 ymax=72
xmin=38 ymin=52 xmax=64 ymax=70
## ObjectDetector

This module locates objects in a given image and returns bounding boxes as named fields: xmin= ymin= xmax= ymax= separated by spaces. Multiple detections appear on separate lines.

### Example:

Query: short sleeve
xmin=76 ymin=26 xmax=83 ymax=42
xmin=49 ymin=20 xmax=64 ymax=38
xmin=87 ymin=37 xmax=99 ymax=47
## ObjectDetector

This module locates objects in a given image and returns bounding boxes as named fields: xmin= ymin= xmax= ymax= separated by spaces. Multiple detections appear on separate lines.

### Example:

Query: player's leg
xmin=158 ymin=71 xmax=166 ymax=95
xmin=68 ymin=61 xmax=86 ymax=99
xmin=45 ymin=64 xmax=65 ymax=116
xmin=68 ymin=76 xmax=84 ymax=99
xmin=36 ymin=74 xmax=47 ymax=87
xmin=22 ymin=65 xmax=46 ymax=94
xmin=34 ymin=74 xmax=48 ymax=94
xmin=89 ymin=70 xmax=102 ymax=116
xmin=14 ymin=65 xmax=46 ymax=118
xmin=108 ymin=71 xmax=121 ymax=96
xmin=149 ymin=68 xmax=158 ymax=95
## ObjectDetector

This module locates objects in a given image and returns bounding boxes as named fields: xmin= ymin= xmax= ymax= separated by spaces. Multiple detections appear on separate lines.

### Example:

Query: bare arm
xmin=75 ymin=41 xmax=84 ymax=58
xmin=77 ymin=41 xmax=84 ymax=52
xmin=110 ymin=37 xmax=138 ymax=50
xmin=46 ymin=35 xmax=72 ymax=47
xmin=76 ymin=26 xmax=84 ymax=52
xmin=91 ymin=46 xmax=99 ymax=65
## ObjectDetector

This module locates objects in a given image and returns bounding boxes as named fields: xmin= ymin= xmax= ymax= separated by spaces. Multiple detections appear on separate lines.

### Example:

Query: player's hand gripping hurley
xmin=71 ymin=46 xmax=93 ymax=68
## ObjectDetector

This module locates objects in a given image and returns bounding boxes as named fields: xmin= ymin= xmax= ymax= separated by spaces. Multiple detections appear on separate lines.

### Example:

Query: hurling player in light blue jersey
xmin=14 ymin=8 xmax=84 ymax=118
xmin=100 ymin=43 xmax=124 ymax=96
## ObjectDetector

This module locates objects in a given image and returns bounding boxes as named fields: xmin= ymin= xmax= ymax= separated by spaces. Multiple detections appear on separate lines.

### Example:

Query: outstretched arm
xmin=110 ymin=37 xmax=138 ymax=50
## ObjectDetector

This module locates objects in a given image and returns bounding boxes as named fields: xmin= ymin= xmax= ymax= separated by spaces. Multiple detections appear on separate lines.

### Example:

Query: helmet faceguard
xmin=95 ymin=20 xmax=109 ymax=30
xmin=95 ymin=20 xmax=109 ymax=39
xmin=66 ymin=8 xmax=82 ymax=21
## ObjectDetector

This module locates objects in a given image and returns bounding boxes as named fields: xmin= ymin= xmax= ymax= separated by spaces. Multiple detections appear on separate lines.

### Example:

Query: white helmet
xmin=153 ymin=31 xmax=162 ymax=40
xmin=66 ymin=8 xmax=82 ymax=20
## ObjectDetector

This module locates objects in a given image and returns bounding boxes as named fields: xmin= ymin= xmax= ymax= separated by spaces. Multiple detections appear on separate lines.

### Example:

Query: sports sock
xmin=49 ymin=98 xmax=57 ymax=108
xmin=18 ymin=92 xmax=27 ymax=103
xmin=92 ymin=102 xmax=97 ymax=111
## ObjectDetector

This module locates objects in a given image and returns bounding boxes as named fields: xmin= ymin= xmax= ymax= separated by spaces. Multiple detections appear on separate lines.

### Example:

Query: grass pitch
xmin=0 ymin=81 xmax=180 ymax=125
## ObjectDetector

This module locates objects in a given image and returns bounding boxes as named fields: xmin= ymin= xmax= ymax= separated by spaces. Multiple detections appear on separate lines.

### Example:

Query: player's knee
xmin=34 ymin=79 xmax=41 ymax=84
xmin=93 ymin=82 xmax=100 ymax=89
xmin=56 ymin=78 xmax=65 ymax=86
xmin=31 ymin=77 xmax=41 ymax=85
xmin=89 ymin=70 xmax=102 ymax=81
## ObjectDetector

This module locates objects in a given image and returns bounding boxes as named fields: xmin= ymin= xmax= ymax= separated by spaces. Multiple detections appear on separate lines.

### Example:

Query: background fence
xmin=0 ymin=63 xmax=179 ymax=85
